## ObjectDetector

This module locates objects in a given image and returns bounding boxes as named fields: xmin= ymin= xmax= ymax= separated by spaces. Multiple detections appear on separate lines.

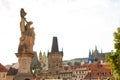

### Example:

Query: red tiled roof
xmin=63 ymin=66 xmax=69 ymax=70
xmin=0 ymin=63 xmax=8 ymax=72
xmin=84 ymin=62 xmax=112 ymax=79
xmin=7 ymin=67 xmax=18 ymax=75
xmin=85 ymin=68 xmax=112 ymax=79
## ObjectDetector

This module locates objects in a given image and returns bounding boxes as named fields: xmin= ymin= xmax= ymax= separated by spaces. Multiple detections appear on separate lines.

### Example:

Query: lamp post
xmin=32 ymin=69 xmax=35 ymax=74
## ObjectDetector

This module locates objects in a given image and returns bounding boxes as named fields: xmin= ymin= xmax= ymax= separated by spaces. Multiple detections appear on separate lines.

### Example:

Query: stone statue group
xmin=18 ymin=8 xmax=35 ymax=53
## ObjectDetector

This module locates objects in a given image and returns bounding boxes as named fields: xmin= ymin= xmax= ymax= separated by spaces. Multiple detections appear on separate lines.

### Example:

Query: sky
xmin=0 ymin=0 xmax=120 ymax=65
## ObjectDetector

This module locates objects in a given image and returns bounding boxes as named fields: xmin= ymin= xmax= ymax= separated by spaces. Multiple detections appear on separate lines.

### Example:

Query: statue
xmin=18 ymin=8 xmax=35 ymax=53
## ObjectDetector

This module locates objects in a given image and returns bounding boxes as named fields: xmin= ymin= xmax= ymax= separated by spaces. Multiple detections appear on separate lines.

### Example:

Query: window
xmin=102 ymin=73 xmax=106 ymax=76
xmin=109 ymin=72 xmax=112 ymax=75
xmin=56 ymin=64 xmax=58 ymax=66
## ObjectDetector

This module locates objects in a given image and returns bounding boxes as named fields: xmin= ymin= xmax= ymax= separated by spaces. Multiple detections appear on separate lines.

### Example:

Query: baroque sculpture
xmin=18 ymin=8 xmax=35 ymax=53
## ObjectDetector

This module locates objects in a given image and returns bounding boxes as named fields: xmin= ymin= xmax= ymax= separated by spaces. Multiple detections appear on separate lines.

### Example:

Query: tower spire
xmin=101 ymin=49 xmax=103 ymax=54
xmin=94 ymin=45 xmax=99 ymax=54
xmin=95 ymin=45 xmax=97 ymax=50
xmin=89 ymin=49 xmax=91 ymax=58
xmin=51 ymin=36 xmax=59 ymax=52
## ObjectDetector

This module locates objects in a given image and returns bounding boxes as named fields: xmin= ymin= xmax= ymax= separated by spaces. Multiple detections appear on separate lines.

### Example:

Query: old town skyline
xmin=0 ymin=0 xmax=120 ymax=65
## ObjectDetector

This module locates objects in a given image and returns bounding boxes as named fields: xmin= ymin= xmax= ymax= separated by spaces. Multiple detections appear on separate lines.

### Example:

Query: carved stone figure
xmin=20 ymin=8 xmax=26 ymax=34
xmin=18 ymin=8 xmax=35 ymax=53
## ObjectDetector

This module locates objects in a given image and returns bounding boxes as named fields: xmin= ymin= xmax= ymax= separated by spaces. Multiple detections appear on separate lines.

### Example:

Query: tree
xmin=67 ymin=62 xmax=72 ymax=66
xmin=106 ymin=27 xmax=120 ymax=79
xmin=74 ymin=62 xmax=80 ymax=66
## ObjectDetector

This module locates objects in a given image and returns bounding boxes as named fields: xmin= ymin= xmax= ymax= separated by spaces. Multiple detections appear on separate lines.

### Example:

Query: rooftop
xmin=7 ymin=67 xmax=18 ymax=75
xmin=0 ymin=63 xmax=8 ymax=72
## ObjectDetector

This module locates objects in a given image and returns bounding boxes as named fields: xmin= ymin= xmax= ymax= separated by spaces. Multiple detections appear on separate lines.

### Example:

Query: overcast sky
xmin=0 ymin=0 xmax=120 ymax=65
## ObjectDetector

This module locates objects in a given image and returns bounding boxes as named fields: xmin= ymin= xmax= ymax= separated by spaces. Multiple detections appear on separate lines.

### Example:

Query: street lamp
xmin=32 ymin=69 xmax=35 ymax=74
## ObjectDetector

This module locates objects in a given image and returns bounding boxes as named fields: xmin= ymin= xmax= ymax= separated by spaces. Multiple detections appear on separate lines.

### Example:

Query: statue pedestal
xmin=14 ymin=53 xmax=34 ymax=80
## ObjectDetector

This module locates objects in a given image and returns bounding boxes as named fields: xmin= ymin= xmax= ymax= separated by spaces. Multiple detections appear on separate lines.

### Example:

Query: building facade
xmin=6 ymin=67 xmax=18 ymax=80
xmin=0 ymin=63 xmax=8 ymax=80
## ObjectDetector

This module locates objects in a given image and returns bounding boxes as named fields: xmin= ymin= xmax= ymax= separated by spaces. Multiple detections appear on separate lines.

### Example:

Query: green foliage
xmin=63 ymin=62 xmax=67 ymax=65
xmin=74 ymin=62 xmax=80 ymax=66
xmin=106 ymin=27 xmax=120 ymax=79
xmin=67 ymin=62 xmax=72 ymax=66
xmin=110 ymin=76 xmax=115 ymax=80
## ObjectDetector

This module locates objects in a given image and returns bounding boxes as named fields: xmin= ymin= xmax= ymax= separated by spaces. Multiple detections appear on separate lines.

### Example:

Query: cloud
xmin=0 ymin=0 xmax=10 ymax=9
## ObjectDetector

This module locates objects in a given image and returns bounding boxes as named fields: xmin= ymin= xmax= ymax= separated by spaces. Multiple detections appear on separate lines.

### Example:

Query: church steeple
xmin=95 ymin=45 xmax=97 ymax=50
xmin=101 ymin=49 xmax=103 ymax=54
xmin=89 ymin=49 xmax=92 ymax=58
xmin=39 ymin=51 xmax=43 ymax=63
xmin=51 ymin=36 xmax=59 ymax=52
xmin=94 ymin=45 xmax=99 ymax=54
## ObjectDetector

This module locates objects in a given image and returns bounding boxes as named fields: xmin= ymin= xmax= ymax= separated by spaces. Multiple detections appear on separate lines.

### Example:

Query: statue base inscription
xmin=14 ymin=53 xmax=34 ymax=80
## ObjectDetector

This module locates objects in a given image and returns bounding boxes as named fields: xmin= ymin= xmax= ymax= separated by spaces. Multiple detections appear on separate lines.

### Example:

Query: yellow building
xmin=0 ymin=63 xmax=8 ymax=80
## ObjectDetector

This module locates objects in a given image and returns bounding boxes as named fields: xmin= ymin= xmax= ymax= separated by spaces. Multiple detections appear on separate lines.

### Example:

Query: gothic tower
xmin=94 ymin=45 xmax=99 ymax=60
xmin=89 ymin=49 xmax=92 ymax=58
xmin=48 ymin=37 xmax=63 ymax=76
xmin=39 ymin=51 xmax=43 ymax=63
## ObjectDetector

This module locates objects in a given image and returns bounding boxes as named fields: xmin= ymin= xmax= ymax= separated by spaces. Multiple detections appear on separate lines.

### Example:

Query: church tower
xmin=94 ymin=45 xmax=99 ymax=60
xmin=39 ymin=51 xmax=43 ymax=63
xmin=48 ymin=37 xmax=63 ymax=76
xmin=89 ymin=49 xmax=92 ymax=58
